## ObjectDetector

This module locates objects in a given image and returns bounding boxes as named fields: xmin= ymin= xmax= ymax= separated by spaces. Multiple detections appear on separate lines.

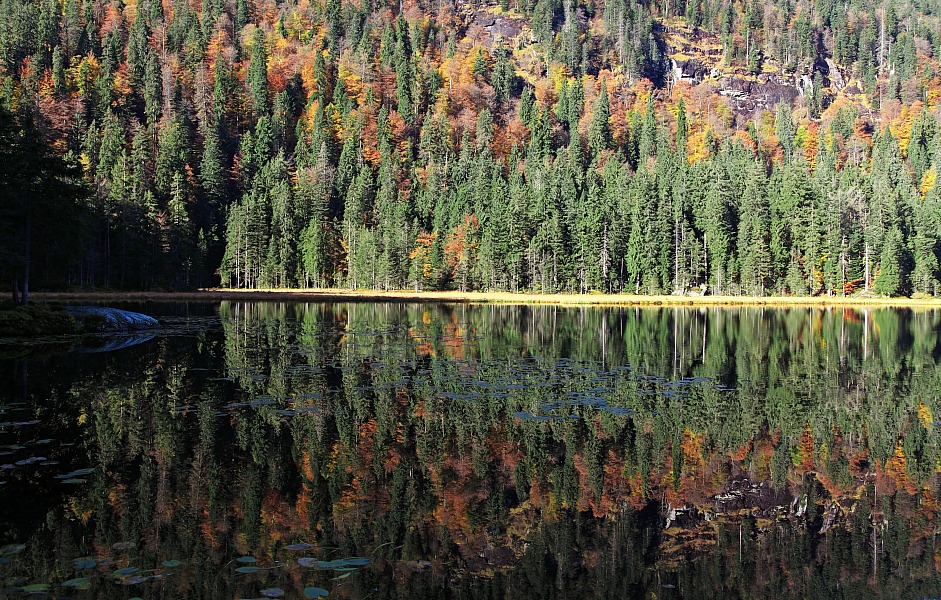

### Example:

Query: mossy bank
xmin=0 ymin=303 xmax=158 ymax=337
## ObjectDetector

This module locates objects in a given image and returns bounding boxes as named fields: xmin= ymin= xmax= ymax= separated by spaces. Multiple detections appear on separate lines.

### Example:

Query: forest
xmin=3 ymin=0 xmax=941 ymax=296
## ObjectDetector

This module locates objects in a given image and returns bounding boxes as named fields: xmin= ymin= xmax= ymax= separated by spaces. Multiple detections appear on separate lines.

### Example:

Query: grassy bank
xmin=0 ymin=302 xmax=78 ymax=337
xmin=30 ymin=288 xmax=941 ymax=308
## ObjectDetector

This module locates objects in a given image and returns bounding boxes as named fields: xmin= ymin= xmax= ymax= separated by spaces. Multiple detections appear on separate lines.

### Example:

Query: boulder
xmin=65 ymin=306 xmax=159 ymax=332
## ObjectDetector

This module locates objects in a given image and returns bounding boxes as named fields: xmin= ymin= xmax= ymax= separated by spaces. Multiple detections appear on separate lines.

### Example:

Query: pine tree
xmin=200 ymin=119 xmax=227 ymax=216
xmin=738 ymin=166 xmax=771 ymax=295
xmin=775 ymin=101 xmax=795 ymax=162
xmin=639 ymin=93 xmax=657 ymax=162
xmin=588 ymin=85 xmax=612 ymax=158
xmin=873 ymin=227 xmax=904 ymax=296
xmin=248 ymin=28 xmax=270 ymax=116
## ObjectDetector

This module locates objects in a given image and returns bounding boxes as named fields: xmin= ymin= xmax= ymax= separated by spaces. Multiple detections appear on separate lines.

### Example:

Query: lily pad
xmin=297 ymin=557 xmax=370 ymax=569
xmin=161 ymin=560 xmax=182 ymax=568
xmin=285 ymin=543 xmax=313 ymax=551
xmin=338 ymin=557 xmax=370 ymax=566
xmin=260 ymin=587 xmax=285 ymax=597
xmin=234 ymin=566 xmax=262 ymax=574
xmin=62 ymin=577 xmax=91 ymax=590
xmin=73 ymin=558 xmax=96 ymax=570
xmin=236 ymin=556 xmax=257 ymax=564
xmin=1 ymin=544 xmax=25 ymax=555
xmin=304 ymin=588 xmax=329 ymax=598
xmin=112 ymin=566 xmax=141 ymax=577
xmin=55 ymin=468 xmax=95 ymax=479
xmin=21 ymin=583 xmax=51 ymax=593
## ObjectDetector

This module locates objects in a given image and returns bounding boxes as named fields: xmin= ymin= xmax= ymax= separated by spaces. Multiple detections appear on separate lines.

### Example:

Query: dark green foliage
xmin=0 ymin=301 xmax=76 ymax=336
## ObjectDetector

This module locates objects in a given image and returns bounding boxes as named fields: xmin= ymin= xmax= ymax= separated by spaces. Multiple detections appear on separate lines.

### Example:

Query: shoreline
xmin=28 ymin=288 xmax=941 ymax=308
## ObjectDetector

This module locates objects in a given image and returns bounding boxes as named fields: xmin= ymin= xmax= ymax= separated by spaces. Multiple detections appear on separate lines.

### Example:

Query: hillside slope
xmin=1 ymin=0 xmax=940 ymax=297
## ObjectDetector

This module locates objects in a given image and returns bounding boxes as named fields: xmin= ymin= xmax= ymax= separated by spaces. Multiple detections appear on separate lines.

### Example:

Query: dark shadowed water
xmin=1 ymin=302 xmax=940 ymax=599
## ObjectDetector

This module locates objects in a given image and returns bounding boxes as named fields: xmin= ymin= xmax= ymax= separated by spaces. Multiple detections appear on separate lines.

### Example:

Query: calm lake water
xmin=1 ymin=302 xmax=941 ymax=599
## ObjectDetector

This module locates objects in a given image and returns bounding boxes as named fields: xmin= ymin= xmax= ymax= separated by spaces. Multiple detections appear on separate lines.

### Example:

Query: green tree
xmin=0 ymin=108 xmax=87 ymax=302
xmin=873 ymin=227 xmax=905 ymax=296
xmin=775 ymin=101 xmax=795 ymax=162
xmin=588 ymin=85 xmax=612 ymax=158
xmin=248 ymin=28 xmax=270 ymax=116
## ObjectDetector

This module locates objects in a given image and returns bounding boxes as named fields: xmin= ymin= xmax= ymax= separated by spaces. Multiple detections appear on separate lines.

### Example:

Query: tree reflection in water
xmin=0 ymin=302 xmax=940 ymax=598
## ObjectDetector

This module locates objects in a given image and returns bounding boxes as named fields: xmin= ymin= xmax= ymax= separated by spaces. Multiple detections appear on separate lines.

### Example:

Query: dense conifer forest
xmin=2 ymin=0 xmax=941 ymax=296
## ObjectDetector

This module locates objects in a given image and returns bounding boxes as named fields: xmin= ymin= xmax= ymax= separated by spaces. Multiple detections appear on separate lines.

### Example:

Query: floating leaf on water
xmin=234 ymin=566 xmax=261 ymax=574
xmin=300 ymin=556 xmax=372 ymax=570
xmin=260 ymin=587 xmax=285 ymax=597
xmin=161 ymin=560 xmax=181 ymax=568
xmin=236 ymin=556 xmax=257 ymax=563
xmin=304 ymin=587 xmax=329 ymax=598
xmin=21 ymin=583 xmax=51 ymax=593
xmin=55 ymin=468 xmax=95 ymax=479
xmin=285 ymin=543 xmax=313 ymax=551
xmin=1 ymin=544 xmax=26 ymax=555
xmin=61 ymin=577 xmax=91 ymax=589
xmin=331 ymin=571 xmax=352 ymax=580
xmin=73 ymin=558 xmax=96 ymax=570
xmin=111 ymin=567 xmax=140 ymax=577
xmin=14 ymin=456 xmax=47 ymax=466
xmin=513 ymin=412 xmax=550 ymax=421
xmin=339 ymin=557 xmax=370 ymax=566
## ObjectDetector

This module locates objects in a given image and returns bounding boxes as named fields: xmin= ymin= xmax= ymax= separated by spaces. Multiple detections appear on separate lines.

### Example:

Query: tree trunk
xmin=22 ymin=201 xmax=31 ymax=305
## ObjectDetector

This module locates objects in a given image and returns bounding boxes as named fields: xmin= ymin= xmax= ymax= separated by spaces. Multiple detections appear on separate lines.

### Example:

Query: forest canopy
xmin=2 ymin=0 xmax=941 ymax=296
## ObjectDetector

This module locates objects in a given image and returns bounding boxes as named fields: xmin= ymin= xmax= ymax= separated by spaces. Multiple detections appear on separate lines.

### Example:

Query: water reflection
xmin=1 ymin=303 xmax=941 ymax=598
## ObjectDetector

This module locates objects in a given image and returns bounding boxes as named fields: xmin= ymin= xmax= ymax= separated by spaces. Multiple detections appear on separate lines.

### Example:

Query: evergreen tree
xmin=588 ymin=85 xmax=612 ymax=158
xmin=874 ymin=227 xmax=905 ymax=296
xmin=248 ymin=28 xmax=270 ymax=116
xmin=775 ymin=101 xmax=795 ymax=162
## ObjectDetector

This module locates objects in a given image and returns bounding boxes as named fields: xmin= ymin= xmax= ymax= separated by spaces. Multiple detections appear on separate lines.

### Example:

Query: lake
xmin=1 ymin=302 xmax=940 ymax=598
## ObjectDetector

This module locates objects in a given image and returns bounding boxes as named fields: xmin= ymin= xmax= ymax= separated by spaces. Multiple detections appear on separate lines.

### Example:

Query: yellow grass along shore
xmin=30 ymin=288 xmax=941 ymax=308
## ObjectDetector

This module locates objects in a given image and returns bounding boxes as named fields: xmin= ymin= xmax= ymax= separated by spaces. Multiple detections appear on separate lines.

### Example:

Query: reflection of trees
xmin=3 ymin=304 xmax=941 ymax=596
